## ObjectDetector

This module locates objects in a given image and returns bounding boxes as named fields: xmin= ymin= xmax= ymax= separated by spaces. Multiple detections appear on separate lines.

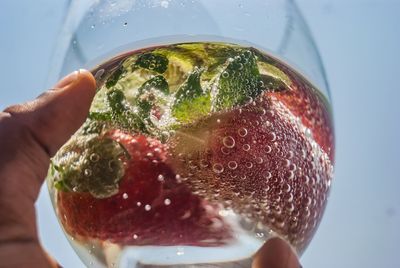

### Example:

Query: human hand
xmin=0 ymin=70 xmax=301 ymax=268
xmin=0 ymin=70 xmax=96 ymax=267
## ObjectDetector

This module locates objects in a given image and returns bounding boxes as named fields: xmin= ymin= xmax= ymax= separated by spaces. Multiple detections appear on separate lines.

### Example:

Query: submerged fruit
xmin=48 ymin=42 xmax=334 ymax=265
xmin=57 ymin=130 xmax=233 ymax=246
xmin=170 ymin=93 xmax=333 ymax=251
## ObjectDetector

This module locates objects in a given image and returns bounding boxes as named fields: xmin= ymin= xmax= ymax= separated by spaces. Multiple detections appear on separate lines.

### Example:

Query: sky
xmin=0 ymin=0 xmax=399 ymax=267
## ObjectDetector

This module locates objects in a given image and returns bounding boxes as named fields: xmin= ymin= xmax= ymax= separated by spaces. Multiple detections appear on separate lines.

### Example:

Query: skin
xmin=0 ymin=70 xmax=301 ymax=268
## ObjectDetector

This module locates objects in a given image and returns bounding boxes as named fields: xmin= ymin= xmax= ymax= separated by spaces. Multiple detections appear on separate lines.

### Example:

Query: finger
xmin=0 ymin=70 xmax=96 ymax=236
xmin=252 ymin=237 xmax=301 ymax=268
xmin=0 ymin=70 xmax=96 ymax=268
xmin=3 ymin=69 xmax=96 ymax=157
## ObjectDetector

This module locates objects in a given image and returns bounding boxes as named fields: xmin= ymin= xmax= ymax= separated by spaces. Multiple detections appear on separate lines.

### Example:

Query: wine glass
xmin=47 ymin=0 xmax=334 ymax=267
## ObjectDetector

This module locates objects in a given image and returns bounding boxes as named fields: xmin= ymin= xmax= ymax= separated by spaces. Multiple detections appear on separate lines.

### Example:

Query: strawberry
xmin=53 ymin=43 xmax=335 ymax=254
xmin=169 ymin=92 xmax=334 ymax=253
xmin=268 ymin=69 xmax=335 ymax=161
xmin=57 ymin=130 xmax=233 ymax=246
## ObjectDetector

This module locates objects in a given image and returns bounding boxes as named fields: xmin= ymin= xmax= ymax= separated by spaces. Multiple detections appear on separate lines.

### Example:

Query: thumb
xmin=252 ymin=238 xmax=301 ymax=268
xmin=3 ymin=69 xmax=96 ymax=157
xmin=0 ymin=70 xmax=96 ymax=266
xmin=0 ymin=70 xmax=96 ymax=200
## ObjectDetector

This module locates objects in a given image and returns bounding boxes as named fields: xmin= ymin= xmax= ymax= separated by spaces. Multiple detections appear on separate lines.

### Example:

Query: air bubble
xmin=133 ymin=234 xmax=138 ymax=239
xmin=228 ymin=161 xmax=238 ymax=170
xmin=160 ymin=0 xmax=170 ymax=8
xmin=283 ymin=183 xmax=291 ymax=193
xmin=84 ymin=169 xmax=92 ymax=177
xmin=200 ymin=160 xmax=209 ymax=168
xmin=305 ymin=128 xmax=312 ymax=138
xmin=176 ymin=247 xmax=185 ymax=256
xmin=285 ymin=171 xmax=295 ymax=180
xmin=122 ymin=193 xmax=128 ymax=199
xmin=266 ymin=145 xmax=272 ymax=153
xmin=289 ymin=163 xmax=297 ymax=172
xmin=221 ymin=147 xmax=230 ymax=155
xmin=145 ymin=204 xmax=152 ymax=211
xmin=164 ymin=198 xmax=171 ymax=206
xmin=157 ymin=174 xmax=165 ymax=181
xmin=90 ymin=153 xmax=100 ymax=162
xmin=238 ymin=128 xmax=248 ymax=137
xmin=284 ymin=159 xmax=291 ymax=167
xmin=256 ymin=232 xmax=264 ymax=238
xmin=108 ymin=160 xmax=116 ymax=171
xmin=243 ymin=144 xmax=251 ymax=151
xmin=212 ymin=163 xmax=224 ymax=174
xmin=136 ymin=202 xmax=142 ymax=207
xmin=222 ymin=136 xmax=235 ymax=148
xmin=268 ymin=132 xmax=277 ymax=141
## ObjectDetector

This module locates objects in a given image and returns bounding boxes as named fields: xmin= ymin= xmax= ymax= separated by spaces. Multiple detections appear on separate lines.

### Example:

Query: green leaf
xmin=105 ymin=89 xmax=149 ymax=134
xmin=135 ymin=53 xmax=169 ymax=74
xmin=81 ymin=118 xmax=107 ymax=135
xmin=138 ymin=75 xmax=169 ymax=94
xmin=175 ymin=67 xmax=203 ymax=102
xmin=105 ymin=65 xmax=124 ymax=89
xmin=172 ymin=67 xmax=211 ymax=123
xmin=54 ymin=180 xmax=69 ymax=191
xmin=134 ymin=76 xmax=170 ymax=126
xmin=53 ymin=135 xmax=127 ymax=198
xmin=107 ymin=89 xmax=126 ymax=113
xmin=172 ymin=93 xmax=211 ymax=124
xmin=260 ymin=74 xmax=288 ymax=92
xmin=213 ymin=50 xmax=263 ymax=111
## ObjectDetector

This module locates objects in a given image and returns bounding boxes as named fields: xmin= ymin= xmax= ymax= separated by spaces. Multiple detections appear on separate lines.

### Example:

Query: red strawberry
xmin=57 ymin=130 xmax=233 ymax=246
xmin=268 ymin=67 xmax=335 ymax=161
xmin=169 ymin=92 xmax=334 ymax=253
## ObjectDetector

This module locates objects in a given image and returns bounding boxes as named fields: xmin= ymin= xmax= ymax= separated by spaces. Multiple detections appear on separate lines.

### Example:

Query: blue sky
xmin=0 ymin=1 xmax=399 ymax=267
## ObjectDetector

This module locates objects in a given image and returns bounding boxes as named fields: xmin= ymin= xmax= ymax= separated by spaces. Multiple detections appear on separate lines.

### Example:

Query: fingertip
xmin=252 ymin=237 xmax=300 ymax=268
xmin=60 ymin=69 xmax=97 ymax=109
xmin=55 ymin=69 xmax=97 ymax=94
xmin=76 ymin=69 xmax=97 ymax=93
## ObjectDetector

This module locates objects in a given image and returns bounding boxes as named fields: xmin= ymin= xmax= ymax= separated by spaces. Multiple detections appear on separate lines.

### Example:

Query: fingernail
xmin=55 ymin=70 xmax=80 ymax=88
xmin=55 ymin=69 xmax=92 ymax=89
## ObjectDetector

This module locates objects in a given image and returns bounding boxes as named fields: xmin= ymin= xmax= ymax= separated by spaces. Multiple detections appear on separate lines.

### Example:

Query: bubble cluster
xmin=172 ymin=95 xmax=333 ymax=253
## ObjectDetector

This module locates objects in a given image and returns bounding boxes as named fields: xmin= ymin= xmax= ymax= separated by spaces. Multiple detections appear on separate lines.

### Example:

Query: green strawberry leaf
xmin=53 ymin=135 xmax=127 ymax=198
xmin=135 ymin=75 xmax=170 ymax=126
xmin=135 ymin=53 xmax=169 ymax=74
xmin=172 ymin=67 xmax=211 ymax=123
xmin=105 ymin=65 xmax=124 ymax=89
xmin=81 ymin=118 xmax=107 ymax=135
xmin=261 ymin=74 xmax=288 ymax=92
xmin=213 ymin=50 xmax=263 ymax=111
xmin=138 ymin=75 xmax=169 ymax=94
xmin=89 ymin=89 xmax=148 ymax=134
